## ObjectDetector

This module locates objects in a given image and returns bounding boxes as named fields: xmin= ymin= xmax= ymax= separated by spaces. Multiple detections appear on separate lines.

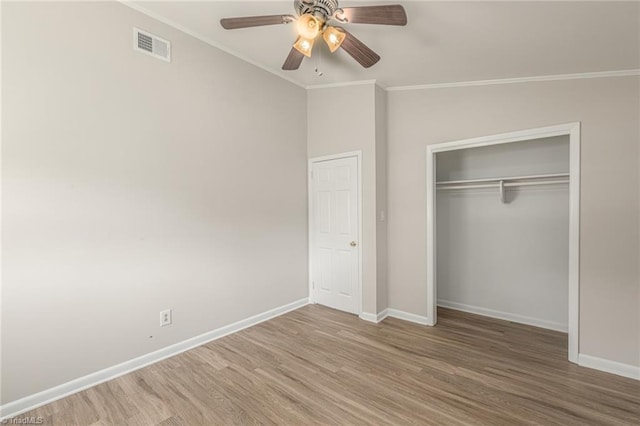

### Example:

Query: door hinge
xmin=312 ymin=281 xmax=315 ymax=289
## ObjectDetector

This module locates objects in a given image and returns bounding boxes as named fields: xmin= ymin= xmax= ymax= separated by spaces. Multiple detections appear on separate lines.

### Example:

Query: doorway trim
xmin=426 ymin=123 xmax=581 ymax=363
xmin=308 ymin=151 xmax=363 ymax=316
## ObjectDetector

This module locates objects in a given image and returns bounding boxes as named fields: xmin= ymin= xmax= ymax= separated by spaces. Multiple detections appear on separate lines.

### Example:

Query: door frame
xmin=426 ymin=123 xmax=581 ymax=363
xmin=308 ymin=151 xmax=363 ymax=315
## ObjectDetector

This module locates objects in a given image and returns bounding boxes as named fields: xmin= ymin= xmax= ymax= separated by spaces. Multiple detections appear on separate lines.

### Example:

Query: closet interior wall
xmin=435 ymin=136 xmax=570 ymax=331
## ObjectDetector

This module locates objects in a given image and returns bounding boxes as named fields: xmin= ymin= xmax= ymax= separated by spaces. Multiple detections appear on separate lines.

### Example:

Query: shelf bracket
xmin=499 ymin=180 xmax=506 ymax=204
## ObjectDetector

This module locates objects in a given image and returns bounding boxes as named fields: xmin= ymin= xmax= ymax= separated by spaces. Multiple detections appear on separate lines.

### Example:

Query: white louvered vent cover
xmin=133 ymin=28 xmax=171 ymax=62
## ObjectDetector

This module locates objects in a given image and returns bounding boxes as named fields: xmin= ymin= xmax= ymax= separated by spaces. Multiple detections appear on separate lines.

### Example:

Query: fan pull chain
xmin=315 ymin=44 xmax=324 ymax=77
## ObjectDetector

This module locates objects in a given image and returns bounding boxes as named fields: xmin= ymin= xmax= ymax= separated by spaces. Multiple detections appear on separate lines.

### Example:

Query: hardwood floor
xmin=22 ymin=305 xmax=640 ymax=425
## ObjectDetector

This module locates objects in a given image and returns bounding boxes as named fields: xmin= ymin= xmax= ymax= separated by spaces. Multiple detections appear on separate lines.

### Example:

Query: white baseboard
xmin=438 ymin=300 xmax=568 ymax=332
xmin=377 ymin=309 xmax=389 ymax=322
xmin=578 ymin=354 xmax=640 ymax=380
xmin=359 ymin=309 xmax=391 ymax=324
xmin=0 ymin=297 xmax=309 ymax=420
xmin=358 ymin=312 xmax=378 ymax=323
xmin=386 ymin=308 xmax=429 ymax=325
xmin=360 ymin=308 xmax=430 ymax=325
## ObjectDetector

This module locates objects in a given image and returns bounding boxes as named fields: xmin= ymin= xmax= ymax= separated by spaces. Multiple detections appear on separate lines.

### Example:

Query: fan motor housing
xmin=295 ymin=0 xmax=339 ymax=19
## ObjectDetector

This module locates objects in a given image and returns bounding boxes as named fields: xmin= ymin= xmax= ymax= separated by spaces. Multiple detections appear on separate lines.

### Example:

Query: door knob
xmin=350 ymin=241 xmax=357 ymax=247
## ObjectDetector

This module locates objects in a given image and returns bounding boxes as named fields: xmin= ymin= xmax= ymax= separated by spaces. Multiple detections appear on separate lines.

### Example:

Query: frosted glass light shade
xmin=296 ymin=14 xmax=321 ymax=39
xmin=293 ymin=36 xmax=315 ymax=57
xmin=323 ymin=26 xmax=346 ymax=52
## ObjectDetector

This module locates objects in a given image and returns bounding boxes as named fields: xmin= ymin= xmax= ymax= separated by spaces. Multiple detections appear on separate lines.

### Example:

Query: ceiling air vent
xmin=133 ymin=28 xmax=171 ymax=62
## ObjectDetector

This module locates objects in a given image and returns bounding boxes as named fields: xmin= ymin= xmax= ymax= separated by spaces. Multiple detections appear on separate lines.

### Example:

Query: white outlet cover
xmin=160 ymin=309 xmax=172 ymax=327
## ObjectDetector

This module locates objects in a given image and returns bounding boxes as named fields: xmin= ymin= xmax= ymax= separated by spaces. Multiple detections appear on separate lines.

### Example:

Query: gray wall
xmin=2 ymin=1 xmax=308 ymax=403
xmin=307 ymin=84 xmax=379 ymax=315
xmin=375 ymin=86 xmax=388 ymax=313
xmin=436 ymin=136 xmax=570 ymax=330
xmin=387 ymin=77 xmax=640 ymax=366
xmin=435 ymin=136 xmax=570 ymax=181
xmin=307 ymin=83 xmax=389 ymax=316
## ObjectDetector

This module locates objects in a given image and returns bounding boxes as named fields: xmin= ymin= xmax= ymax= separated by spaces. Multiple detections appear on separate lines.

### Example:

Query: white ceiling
xmin=129 ymin=1 xmax=640 ymax=88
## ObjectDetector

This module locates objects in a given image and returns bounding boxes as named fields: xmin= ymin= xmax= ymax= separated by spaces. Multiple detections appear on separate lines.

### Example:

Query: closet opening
xmin=426 ymin=123 xmax=580 ymax=363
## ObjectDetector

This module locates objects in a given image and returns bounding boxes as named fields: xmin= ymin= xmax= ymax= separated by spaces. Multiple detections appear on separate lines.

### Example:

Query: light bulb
xmin=322 ymin=26 xmax=346 ymax=53
xmin=296 ymin=14 xmax=322 ymax=39
xmin=293 ymin=36 xmax=315 ymax=57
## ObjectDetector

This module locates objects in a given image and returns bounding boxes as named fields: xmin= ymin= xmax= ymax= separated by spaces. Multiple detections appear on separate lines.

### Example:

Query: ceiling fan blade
xmin=220 ymin=14 xmax=295 ymax=30
xmin=339 ymin=30 xmax=380 ymax=68
xmin=282 ymin=47 xmax=305 ymax=70
xmin=338 ymin=5 xmax=407 ymax=26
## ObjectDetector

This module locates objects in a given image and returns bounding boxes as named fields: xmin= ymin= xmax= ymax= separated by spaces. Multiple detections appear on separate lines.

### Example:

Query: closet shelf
xmin=436 ymin=173 xmax=569 ymax=203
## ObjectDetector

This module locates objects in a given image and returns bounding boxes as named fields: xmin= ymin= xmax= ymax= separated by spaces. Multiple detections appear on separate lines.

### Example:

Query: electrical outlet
xmin=160 ymin=309 xmax=172 ymax=327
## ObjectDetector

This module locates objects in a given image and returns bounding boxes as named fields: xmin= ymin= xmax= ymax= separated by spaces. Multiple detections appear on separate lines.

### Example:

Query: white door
xmin=310 ymin=156 xmax=360 ymax=314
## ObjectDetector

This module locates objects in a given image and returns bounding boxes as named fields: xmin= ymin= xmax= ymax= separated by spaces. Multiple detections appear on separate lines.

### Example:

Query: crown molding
xmin=386 ymin=69 xmax=640 ymax=92
xmin=118 ymin=1 xmax=307 ymax=89
xmin=306 ymin=79 xmax=378 ymax=90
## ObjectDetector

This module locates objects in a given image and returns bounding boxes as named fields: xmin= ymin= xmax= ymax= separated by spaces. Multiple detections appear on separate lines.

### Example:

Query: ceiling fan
xmin=220 ymin=0 xmax=407 ymax=70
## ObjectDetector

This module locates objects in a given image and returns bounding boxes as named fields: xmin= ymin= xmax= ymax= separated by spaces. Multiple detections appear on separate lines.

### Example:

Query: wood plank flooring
xmin=21 ymin=305 xmax=640 ymax=425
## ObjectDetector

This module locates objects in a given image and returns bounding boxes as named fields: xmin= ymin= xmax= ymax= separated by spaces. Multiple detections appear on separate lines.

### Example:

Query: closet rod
xmin=437 ymin=179 xmax=569 ymax=191
xmin=435 ymin=172 xmax=569 ymax=186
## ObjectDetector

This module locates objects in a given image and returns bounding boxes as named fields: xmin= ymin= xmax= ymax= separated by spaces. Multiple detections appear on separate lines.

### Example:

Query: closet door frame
xmin=426 ymin=122 xmax=581 ymax=364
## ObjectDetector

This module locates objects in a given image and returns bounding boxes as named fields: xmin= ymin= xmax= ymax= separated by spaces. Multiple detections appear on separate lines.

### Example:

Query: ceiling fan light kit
xmin=297 ymin=14 xmax=322 ymax=39
xmin=294 ymin=35 xmax=315 ymax=57
xmin=220 ymin=0 xmax=407 ymax=71
xmin=323 ymin=26 xmax=346 ymax=53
